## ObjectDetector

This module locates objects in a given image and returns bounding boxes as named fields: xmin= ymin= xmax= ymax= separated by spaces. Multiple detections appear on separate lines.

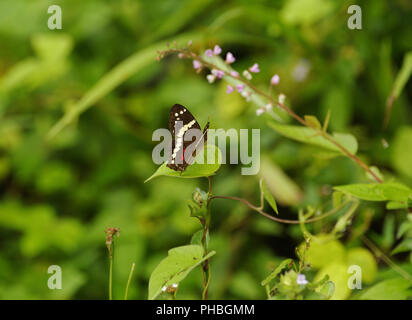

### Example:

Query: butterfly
xmin=167 ymin=104 xmax=209 ymax=172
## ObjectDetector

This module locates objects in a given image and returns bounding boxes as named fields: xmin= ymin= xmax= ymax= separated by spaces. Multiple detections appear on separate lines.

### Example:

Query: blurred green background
xmin=0 ymin=0 xmax=411 ymax=299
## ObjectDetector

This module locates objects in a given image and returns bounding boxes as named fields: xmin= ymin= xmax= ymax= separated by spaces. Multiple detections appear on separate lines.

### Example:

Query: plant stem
xmin=124 ymin=262 xmax=136 ymax=300
xmin=162 ymin=48 xmax=383 ymax=184
xmin=201 ymin=176 xmax=213 ymax=300
xmin=109 ymin=249 xmax=113 ymax=300
xmin=210 ymin=195 xmax=353 ymax=224
xmin=361 ymin=236 xmax=412 ymax=283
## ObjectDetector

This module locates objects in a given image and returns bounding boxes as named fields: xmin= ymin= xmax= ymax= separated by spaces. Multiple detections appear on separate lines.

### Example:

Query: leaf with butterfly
xmin=145 ymin=104 xmax=221 ymax=183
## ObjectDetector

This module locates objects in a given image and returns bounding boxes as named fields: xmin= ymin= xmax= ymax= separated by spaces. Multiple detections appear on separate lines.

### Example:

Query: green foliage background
xmin=0 ymin=0 xmax=411 ymax=299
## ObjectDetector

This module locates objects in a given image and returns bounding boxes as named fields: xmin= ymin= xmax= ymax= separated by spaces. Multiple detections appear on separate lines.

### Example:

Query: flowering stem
xmin=160 ymin=48 xmax=383 ymax=184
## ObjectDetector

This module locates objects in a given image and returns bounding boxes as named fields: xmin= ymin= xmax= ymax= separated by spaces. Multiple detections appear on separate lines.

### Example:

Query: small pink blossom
xmin=212 ymin=69 xmax=224 ymax=79
xmin=271 ymin=74 xmax=280 ymax=86
xmin=226 ymin=85 xmax=234 ymax=94
xmin=205 ymin=49 xmax=213 ymax=57
xmin=256 ymin=108 xmax=265 ymax=116
xmin=193 ymin=60 xmax=201 ymax=69
xmin=236 ymin=84 xmax=244 ymax=92
xmin=230 ymin=71 xmax=239 ymax=78
xmin=178 ymin=53 xmax=185 ymax=59
xmin=206 ymin=74 xmax=216 ymax=83
xmin=213 ymin=45 xmax=222 ymax=55
xmin=265 ymin=103 xmax=273 ymax=110
xmin=225 ymin=52 xmax=236 ymax=64
xmin=249 ymin=63 xmax=260 ymax=73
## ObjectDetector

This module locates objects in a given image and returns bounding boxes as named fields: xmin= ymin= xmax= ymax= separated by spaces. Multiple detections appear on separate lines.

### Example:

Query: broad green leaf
xmin=260 ymin=178 xmax=279 ymax=215
xmin=346 ymin=248 xmax=377 ymax=283
xmin=334 ymin=183 xmax=412 ymax=202
xmin=261 ymin=258 xmax=293 ymax=286
xmin=259 ymin=157 xmax=303 ymax=206
xmin=359 ymin=278 xmax=411 ymax=300
xmin=148 ymin=245 xmax=215 ymax=300
xmin=392 ymin=126 xmax=412 ymax=179
xmin=315 ymin=262 xmax=349 ymax=300
xmin=145 ymin=144 xmax=221 ymax=182
xmin=268 ymin=122 xmax=358 ymax=155
xmin=305 ymin=237 xmax=345 ymax=268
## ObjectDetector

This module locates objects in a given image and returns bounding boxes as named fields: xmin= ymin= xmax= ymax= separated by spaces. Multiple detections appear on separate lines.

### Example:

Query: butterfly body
xmin=167 ymin=104 xmax=209 ymax=172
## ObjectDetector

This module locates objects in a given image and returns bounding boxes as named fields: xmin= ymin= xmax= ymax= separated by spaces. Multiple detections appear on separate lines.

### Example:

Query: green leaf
xmin=145 ymin=144 xmax=221 ymax=182
xmin=260 ymin=178 xmax=279 ymax=215
xmin=388 ymin=51 xmax=412 ymax=104
xmin=281 ymin=0 xmax=335 ymax=26
xmin=304 ymin=115 xmax=321 ymax=129
xmin=305 ymin=237 xmax=345 ymax=269
xmin=332 ymin=191 xmax=343 ymax=208
xmin=148 ymin=245 xmax=215 ymax=300
xmin=334 ymin=183 xmax=412 ymax=202
xmin=268 ymin=122 xmax=358 ymax=155
xmin=261 ymin=258 xmax=293 ymax=286
xmin=359 ymin=278 xmax=411 ymax=300
xmin=392 ymin=126 xmax=412 ymax=179
xmin=191 ymin=229 xmax=209 ymax=248
xmin=314 ymin=262 xmax=349 ymax=300
xmin=391 ymin=238 xmax=412 ymax=255
xmin=346 ymin=248 xmax=377 ymax=283
xmin=397 ymin=221 xmax=412 ymax=239
xmin=319 ymin=281 xmax=335 ymax=299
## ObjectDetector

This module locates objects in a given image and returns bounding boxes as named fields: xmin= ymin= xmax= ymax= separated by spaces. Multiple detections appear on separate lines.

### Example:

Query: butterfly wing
xmin=167 ymin=104 xmax=208 ymax=171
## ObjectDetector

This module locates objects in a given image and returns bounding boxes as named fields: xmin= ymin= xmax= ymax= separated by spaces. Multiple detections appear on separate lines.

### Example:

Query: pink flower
xmin=236 ymin=84 xmax=244 ymax=92
xmin=230 ymin=71 xmax=239 ymax=78
xmin=193 ymin=60 xmax=201 ymax=69
xmin=249 ymin=63 xmax=260 ymax=73
xmin=226 ymin=85 xmax=234 ymax=94
xmin=225 ymin=52 xmax=235 ymax=64
xmin=211 ymin=69 xmax=224 ymax=79
xmin=265 ymin=103 xmax=273 ymax=110
xmin=205 ymin=49 xmax=213 ymax=57
xmin=213 ymin=45 xmax=222 ymax=55
xmin=271 ymin=74 xmax=280 ymax=86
